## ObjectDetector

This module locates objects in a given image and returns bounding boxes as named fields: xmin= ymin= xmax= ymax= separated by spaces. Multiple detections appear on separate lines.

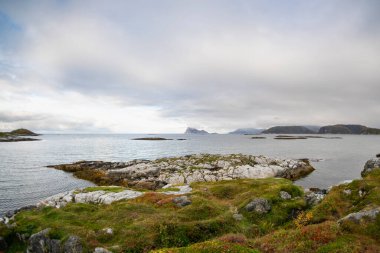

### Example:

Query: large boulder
xmin=27 ymin=228 xmax=61 ymax=253
xmin=338 ymin=207 xmax=380 ymax=225
xmin=362 ymin=158 xmax=380 ymax=177
xmin=245 ymin=198 xmax=271 ymax=214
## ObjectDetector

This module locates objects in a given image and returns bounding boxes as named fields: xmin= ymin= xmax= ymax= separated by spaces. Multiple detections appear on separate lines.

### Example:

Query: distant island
xmin=229 ymin=128 xmax=264 ymax=135
xmin=318 ymin=124 xmax=380 ymax=135
xmin=0 ymin=128 xmax=40 ymax=142
xmin=229 ymin=124 xmax=380 ymax=135
xmin=262 ymin=126 xmax=315 ymax=134
xmin=184 ymin=127 xmax=209 ymax=134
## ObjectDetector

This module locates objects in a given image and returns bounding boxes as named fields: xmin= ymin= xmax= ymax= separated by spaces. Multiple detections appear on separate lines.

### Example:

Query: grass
xmin=157 ymin=187 xmax=181 ymax=192
xmin=81 ymin=186 xmax=126 ymax=193
xmin=2 ymin=177 xmax=306 ymax=252
xmin=3 ymin=169 xmax=380 ymax=252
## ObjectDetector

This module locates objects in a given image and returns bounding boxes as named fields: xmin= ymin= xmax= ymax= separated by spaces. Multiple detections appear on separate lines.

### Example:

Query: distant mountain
xmin=318 ymin=124 xmax=380 ymax=135
xmin=184 ymin=127 xmax=209 ymax=134
xmin=262 ymin=126 xmax=316 ymax=134
xmin=303 ymin=125 xmax=321 ymax=133
xmin=229 ymin=128 xmax=264 ymax=135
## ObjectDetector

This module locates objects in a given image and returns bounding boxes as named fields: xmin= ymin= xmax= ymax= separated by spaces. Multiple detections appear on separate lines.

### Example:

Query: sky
xmin=0 ymin=0 xmax=379 ymax=133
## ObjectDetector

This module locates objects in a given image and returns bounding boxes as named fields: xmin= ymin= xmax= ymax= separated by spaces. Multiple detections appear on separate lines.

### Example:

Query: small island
xmin=132 ymin=137 xmax=173 ymax=141
xmin=0 ymin=128 xmax=40 ymax=142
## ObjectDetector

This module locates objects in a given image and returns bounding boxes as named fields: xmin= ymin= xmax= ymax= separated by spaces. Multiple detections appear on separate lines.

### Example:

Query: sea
xmin=1 ymin=134 xmax=379 ymax=215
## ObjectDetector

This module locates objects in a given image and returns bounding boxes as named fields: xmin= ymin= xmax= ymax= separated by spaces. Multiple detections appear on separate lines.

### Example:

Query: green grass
xmin=4 ymin=177 xmax=306 ymax=252
xmin=81 ymin=186 xmax=126 ymax=193
xmin=4 ymin=169 xmax=380 ymax=253
xmin=157 ymin=187 xmax=181 ymax=192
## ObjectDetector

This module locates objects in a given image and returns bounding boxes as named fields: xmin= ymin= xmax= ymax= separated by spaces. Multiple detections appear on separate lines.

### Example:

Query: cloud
xmin=0 ymin=0 xmax=379 ymax=132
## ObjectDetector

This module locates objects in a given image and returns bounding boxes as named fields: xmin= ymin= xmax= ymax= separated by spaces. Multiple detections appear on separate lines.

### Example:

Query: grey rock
xmin=304 ymin=191 xmax=325 ymax=206
xmin=63 ymin=236 xmax=82 ymax=253
xmin=338 ymin=207 xmax=380 ymax=224
xmin=0 ymin=236 xmax=7 ymax=251
xmin=343 ymin=189 xmax=352 ymax=195
xmin=279 ymin=191 xmax=292 ymax=200
xmin=94 ymin=247 xmax=112 ymax=253
xmin=232 ymin=213 xmax=244 ymax=221
xmin=102 ymin=228 xmax=113 ymax=235
xmin=172 ymin=196 xmax=191 ymax=207
xmin=50 ymin=239 xmax=62 ymax=253
xmin=245 ymin=198 xmax=271 ymax=214
xmin=27 ymin=228 xmax=62 ymax=253
xmin=362 ymin=158 xmax=380 ymax=177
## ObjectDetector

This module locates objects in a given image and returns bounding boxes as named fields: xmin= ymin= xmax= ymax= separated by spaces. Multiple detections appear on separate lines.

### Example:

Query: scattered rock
xmin=0 ymin=236 xmax=7 ymax=251
xmin=245 ymin=198 xmax=271 ymax=214
xmin=338 ymin=207 xmax=380 ymax=225
xmin=94 ymin=247 xmax=112 ymax=253
xmin=103 ymin=228 xmax=113 ymax=235
xmin=233 ymin=213 xmax=244 ymax=221
xmin=304 ymin=189 xmax=326 ymax=206
xmin=343 ymin=189 xmax=352 ymax=195
xmin=362 ymin=158 xmax=380 ymax=177
xmin=63 ymin=236 xmax=82 ymax=253
xmin=279 ymin=191 xmax=292 ymax=200
xmin=172 ymin=196 xmax=191 ymax=207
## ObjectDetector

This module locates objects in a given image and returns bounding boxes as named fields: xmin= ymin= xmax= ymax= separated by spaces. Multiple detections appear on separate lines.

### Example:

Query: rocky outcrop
xmin=362 ymin=158 xmax=380 ymax=177
xmin=27 ymin=228 xmax=61 ymax=253
xmin=27 ymin=230 xmax=83 ymax=253
xmin=37 ymin=185 xmax=191 ymax=208
xmin=245 ymin=198 xmax=271 ymax=214
xmin=338 ymin=207 xmax=380 ymax=225
xmin=48 ymin=154 xmax=315 ymax=189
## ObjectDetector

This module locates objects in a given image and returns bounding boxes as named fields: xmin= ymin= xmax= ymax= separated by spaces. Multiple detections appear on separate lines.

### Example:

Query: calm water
xmin=1 ymin=134 xmax=379 ymax=215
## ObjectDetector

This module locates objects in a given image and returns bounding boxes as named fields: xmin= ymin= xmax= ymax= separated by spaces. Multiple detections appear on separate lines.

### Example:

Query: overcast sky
xmin=0 ymin=0 xmax=379 ymax=133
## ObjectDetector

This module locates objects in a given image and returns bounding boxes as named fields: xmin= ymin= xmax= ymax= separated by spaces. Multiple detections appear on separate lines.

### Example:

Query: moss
xmin=81 ymin=186 xmax=125 ymax=193
xmin=153 ymin=239 xmax=259 ymax=253
xmin=157 ymin=187 xmax=181 ymax=192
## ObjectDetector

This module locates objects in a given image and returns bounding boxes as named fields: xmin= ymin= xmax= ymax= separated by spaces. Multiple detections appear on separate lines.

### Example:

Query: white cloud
xmin=0 ymin=0 xmax=380 ymax=133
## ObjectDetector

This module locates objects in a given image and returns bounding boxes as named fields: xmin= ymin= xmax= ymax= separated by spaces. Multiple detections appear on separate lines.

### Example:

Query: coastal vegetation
xmin=1 ymin=155 xmax=380 ymax=252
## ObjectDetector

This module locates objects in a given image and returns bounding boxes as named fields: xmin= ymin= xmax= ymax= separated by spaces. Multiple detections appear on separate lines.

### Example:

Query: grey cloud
xmin=0 ymin=0 xmax=380 ymax=132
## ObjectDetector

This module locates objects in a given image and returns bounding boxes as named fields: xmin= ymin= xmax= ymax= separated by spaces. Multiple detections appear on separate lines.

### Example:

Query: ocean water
xmin=0 ymin=134 xmax=379 ymax=215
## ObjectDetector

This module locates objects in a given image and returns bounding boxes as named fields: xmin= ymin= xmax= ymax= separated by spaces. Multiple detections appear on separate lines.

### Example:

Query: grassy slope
xmin=2 ymin=170 xmax=380 ymax=253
